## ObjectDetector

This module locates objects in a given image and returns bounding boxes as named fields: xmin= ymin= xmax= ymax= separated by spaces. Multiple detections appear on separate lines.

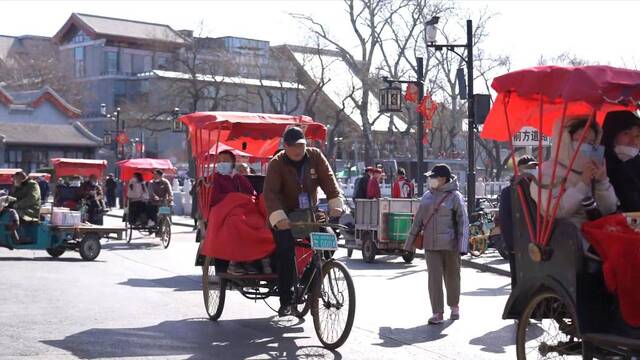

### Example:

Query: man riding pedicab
xmin=147 ymin=169 xmax=173 ymax=227
xmin=263 ymin=127 xmax=345 ymax=317
xmin=79 ymin=174 xmax=106 ymax=225
xmin=4 ymin=171 xmax=41 ymax=245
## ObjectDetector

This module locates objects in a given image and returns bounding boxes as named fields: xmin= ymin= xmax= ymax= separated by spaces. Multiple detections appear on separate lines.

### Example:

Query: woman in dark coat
xmin=601 ymin=110 xmax=640 ymax=212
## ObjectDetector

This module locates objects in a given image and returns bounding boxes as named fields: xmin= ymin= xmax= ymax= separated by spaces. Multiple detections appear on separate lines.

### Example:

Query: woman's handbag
xmin=414 ymin=232 xmax=424 ymax=250
xmin=410 ymin=193 xmax=452 ymax=250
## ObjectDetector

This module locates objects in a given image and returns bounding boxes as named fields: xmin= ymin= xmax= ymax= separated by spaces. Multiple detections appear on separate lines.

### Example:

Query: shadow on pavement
xmin=42 ymin=317 xmax=342 ymax=360
xmin=0 ymin=255 xmax=104 ymax=263
xmin=469 ymin=323 xmax=519 ymax=353
xmin=461 ymin=283 xmax=511 ymax=297
xmin=119 ymin=275 xmax=201 ymax=292
xmin=376 ymin=321 xmax=453 ymax=348
xmin=341 ymin=257 xmax=417 ymax=272
xmin=102 ymin=241 xmax=162 ymax=251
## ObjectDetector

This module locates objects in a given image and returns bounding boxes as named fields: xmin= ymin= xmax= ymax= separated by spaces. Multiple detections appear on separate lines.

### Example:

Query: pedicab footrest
xmin=219 ymin=273 xmax=278 ymax=281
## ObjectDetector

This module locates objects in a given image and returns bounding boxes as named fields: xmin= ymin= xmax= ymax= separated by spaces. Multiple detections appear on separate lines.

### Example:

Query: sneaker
xmin=278 ymin=304 xmax=293 ymax=317
xmin=450 ymin=306 xmax=460 ymax=320
xmin=261 ymin=258 xmax=273 ymax=274
xmin=428 ymin=313 xmax=444 ymax=325
xmin=227 ymin=262 xmax=245 ymax=276
xmin=244 ymin=263 xmax=259 ymax=275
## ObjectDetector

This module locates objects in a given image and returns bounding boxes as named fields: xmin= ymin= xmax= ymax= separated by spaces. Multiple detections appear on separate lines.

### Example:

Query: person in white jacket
xmin=530 ymin=117 xmax=618 ymax=228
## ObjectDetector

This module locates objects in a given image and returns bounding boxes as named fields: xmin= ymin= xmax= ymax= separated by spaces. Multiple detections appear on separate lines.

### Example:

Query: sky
xmin=0 ymin=0 xmax=638 ymax=73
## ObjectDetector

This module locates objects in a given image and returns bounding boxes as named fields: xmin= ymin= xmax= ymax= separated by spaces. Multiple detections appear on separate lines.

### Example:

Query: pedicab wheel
xmin=347 ymin=249 xmax=353 ymax=258
xmin=202 ymin=256 xmax=226 ymax=321
xmin=468 ymin=225 xmax=487 ymax=257
xmin=159 ymin=218 xmax=171 ymax=249
xmin=46 ymin=247 xmax=65 ymax=258
xmin=401 ymin=250 xmax=415 ymax=264
xmin=516 ymin=291 xmax=580 ymax=360
xmin=79 ymin=233 xmax=101 ymax=261
xmin=294 ymin=291 xmax=312 ymax=319
xmin=311 ymin=260 xmax=356 ymax=350
xmin=126 ymin=222 xmax=133 ymax=243
xmin=362 ymin=239 xmax=376 ymax=263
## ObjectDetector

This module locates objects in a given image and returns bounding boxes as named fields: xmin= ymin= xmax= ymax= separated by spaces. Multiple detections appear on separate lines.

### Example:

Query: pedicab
xmin=481 ymin=65 xmax=640 ymax=359
xmin=51 ymin=158 xmax=107 ymax=224
xmin=180 ymin=112 xmax=356 ymax=350
xmin=117 ymin=158 xmax=175 ymax=248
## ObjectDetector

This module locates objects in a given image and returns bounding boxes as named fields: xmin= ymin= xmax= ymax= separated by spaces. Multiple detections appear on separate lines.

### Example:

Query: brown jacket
xmin=148 ymin=178 xmax=173 ymax=206
xmin=264 ymin=147 xmax=343 ymax=227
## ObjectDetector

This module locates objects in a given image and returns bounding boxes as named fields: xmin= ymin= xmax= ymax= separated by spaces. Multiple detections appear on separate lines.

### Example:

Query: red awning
xmin=116 ymin=158 xmax=176 ymax=182
xmin=179 ymin=112 xmax=327 ymax=159
xmin=481 ymin=65 xmax=640 ymax=141
xmin=51 ymin=158 xmax=107 ymax=178
xmin=0 ymin=168 xmax=22 ymax=185
xmin=29 ymin=173 xmax=52 ymax=182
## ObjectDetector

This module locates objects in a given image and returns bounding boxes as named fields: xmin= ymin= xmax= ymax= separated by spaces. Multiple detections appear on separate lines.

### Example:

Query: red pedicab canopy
xmin=481 ymin=65 xmax=640 ymax=141
xmin=116 ymin=158 xmax=176 ymax=182
xmin=0 ymin=168 xmax=23 ymax=185
xmin=50 ymin=158 xmax=107 ymax=179
xmin=480 ymin=65 xmax=640 ymax=250
xmin=29 ymin=173 xmax=52 ymax=182
xmin=179 ymin=112 xmax=327 ymax=160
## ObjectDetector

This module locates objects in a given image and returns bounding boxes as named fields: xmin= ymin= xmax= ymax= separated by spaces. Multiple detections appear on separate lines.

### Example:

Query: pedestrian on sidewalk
xmin=105 ymin=174 xmax=117 ymax=209
xmin=404 ymin=164 xmax=468 ymax=325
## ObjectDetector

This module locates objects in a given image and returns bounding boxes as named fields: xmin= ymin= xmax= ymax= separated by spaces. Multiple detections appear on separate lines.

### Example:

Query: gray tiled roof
xmin=76 ymin=13 xmax=188 ymax=44
xmin=6 ymin=90 xmax=40 ymax=104
xmin=0 ymin=122 xmax=100 ymax=147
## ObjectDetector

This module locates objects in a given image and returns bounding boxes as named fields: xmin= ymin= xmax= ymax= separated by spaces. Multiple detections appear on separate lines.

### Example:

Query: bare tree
xmin=0 ymin=38 xmax=86 ymax=107
xmin=293 ymin=0 xmax=401 ymax=164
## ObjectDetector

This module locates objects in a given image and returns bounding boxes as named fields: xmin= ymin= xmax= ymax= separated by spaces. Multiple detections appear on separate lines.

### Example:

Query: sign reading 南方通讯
xmin=512 ymin=127 xmax=552 ymax=146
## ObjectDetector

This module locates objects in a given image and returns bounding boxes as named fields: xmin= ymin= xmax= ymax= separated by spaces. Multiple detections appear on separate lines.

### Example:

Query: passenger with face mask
xmin=531 ymin=117 xmax=618 ymax=226
xmin=601 ymin=111 xmax=640 ymax=212
xmin=404 ymin=164 xmax=468 ymax=325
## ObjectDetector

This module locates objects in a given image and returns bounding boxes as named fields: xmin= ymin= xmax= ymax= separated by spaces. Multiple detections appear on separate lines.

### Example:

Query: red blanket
xmin=202 ymin=193 xmax=275 ymax=262
xmin=582 ymin=214 xmax=640 ymax=327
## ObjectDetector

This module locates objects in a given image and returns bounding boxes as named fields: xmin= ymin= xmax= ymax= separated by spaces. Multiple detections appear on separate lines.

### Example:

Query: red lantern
xmin=404 ymin=83 xmax=419 ymax=103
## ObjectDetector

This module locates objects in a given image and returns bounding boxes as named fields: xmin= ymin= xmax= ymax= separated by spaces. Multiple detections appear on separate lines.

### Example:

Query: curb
xmin=104 ymin=213 xmax=196 ymax=229
xmin=338 ymin=243 xmax=510 ymax=277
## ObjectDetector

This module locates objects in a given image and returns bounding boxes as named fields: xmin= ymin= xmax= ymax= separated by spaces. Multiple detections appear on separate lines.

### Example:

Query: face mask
xmin=13 ymin=181 xmax=20 ymax=187
xmin=216 ymin=162 xmax=233 ymax=176
xmin=614 ymin=145 xmax=640 ymax=161
xmin=521 ymin=168 xmax=537 ymax=176
xmin=573 ymin=142 xmax=605 ymax=165
xmin=428 ymin=178 xmax=440 ymax=189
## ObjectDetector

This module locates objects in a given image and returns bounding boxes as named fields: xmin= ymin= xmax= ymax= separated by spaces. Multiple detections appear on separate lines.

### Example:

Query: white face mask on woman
xmin=614 ymin=145 xmax=640 ymax=161
xmin=216 ymin=162 xmax=234 ymax=176
xmin=428 ymin=178 xmax=440 ymax=189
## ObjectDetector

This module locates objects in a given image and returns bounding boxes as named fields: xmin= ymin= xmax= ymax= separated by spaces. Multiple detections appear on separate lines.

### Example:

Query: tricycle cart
xmin=0 ymin=210 xmax=125 ymax=261
xmin=180 ymin=111 xmax=356 ymax=350
xmin=350 ymin=198 xmax=420 ymax=263
xmin=481 ymin=65 xmax=640 ymax=359
xmin=117 ymin=158 xmax=175 ymax=248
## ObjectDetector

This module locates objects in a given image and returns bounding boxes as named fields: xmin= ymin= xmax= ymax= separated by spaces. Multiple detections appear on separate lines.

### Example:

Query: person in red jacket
xmin=391 ymin=168 xmax=415 ymax=198
xmin=367 ymin=168 xmax=383 ymax=199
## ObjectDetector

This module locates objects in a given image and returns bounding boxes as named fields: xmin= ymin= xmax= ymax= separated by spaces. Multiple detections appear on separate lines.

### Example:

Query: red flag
xmin=404 ymin=83 xmax=419 ymax=103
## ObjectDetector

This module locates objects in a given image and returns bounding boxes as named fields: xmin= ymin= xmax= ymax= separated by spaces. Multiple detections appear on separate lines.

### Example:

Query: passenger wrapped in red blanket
xmin=582 ymin=213 xmax=640 ymax=327
xmin=202 ymin=192 xmax=275 ymax=262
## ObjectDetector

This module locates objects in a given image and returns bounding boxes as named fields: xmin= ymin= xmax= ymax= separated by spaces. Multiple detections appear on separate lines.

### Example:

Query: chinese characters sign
xmin=512 ymin=127 xmax=551 ymax=146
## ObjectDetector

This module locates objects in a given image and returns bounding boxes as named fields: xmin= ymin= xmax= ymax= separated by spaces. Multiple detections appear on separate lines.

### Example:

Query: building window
xmin=5 ymin=150 xmax=21 ymax=168
xmin=71 ymin=31 xmax=89 ymax=44
xmin=74 ymin=46 xmax=86 ymax=77
xmin=143 ymin=55 xmax=152 ymax=72
xmin=157 ymin=55 xmax=168 ymax=70
xmin=105 ymin=51 xmax=119 ymax=75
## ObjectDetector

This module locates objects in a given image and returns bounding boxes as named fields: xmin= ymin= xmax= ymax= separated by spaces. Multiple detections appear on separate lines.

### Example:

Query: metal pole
xmin=466 ymin=19 xmax=476 ymax=218
xmin=416 ymin=56 xmax=425 ymax=196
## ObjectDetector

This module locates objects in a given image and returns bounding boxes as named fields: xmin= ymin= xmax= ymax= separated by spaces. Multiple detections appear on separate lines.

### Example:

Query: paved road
xmin=0 ymin=217 xmax=517 ymax=359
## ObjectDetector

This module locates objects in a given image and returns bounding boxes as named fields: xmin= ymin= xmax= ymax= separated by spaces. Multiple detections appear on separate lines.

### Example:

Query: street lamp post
xmin=101 ymin=104 xmax=123 ymax=160
xmin=425 ymin=18 xmax=476 ymax=218
xmin=378 ymin=57 xmax=426 ymax=196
